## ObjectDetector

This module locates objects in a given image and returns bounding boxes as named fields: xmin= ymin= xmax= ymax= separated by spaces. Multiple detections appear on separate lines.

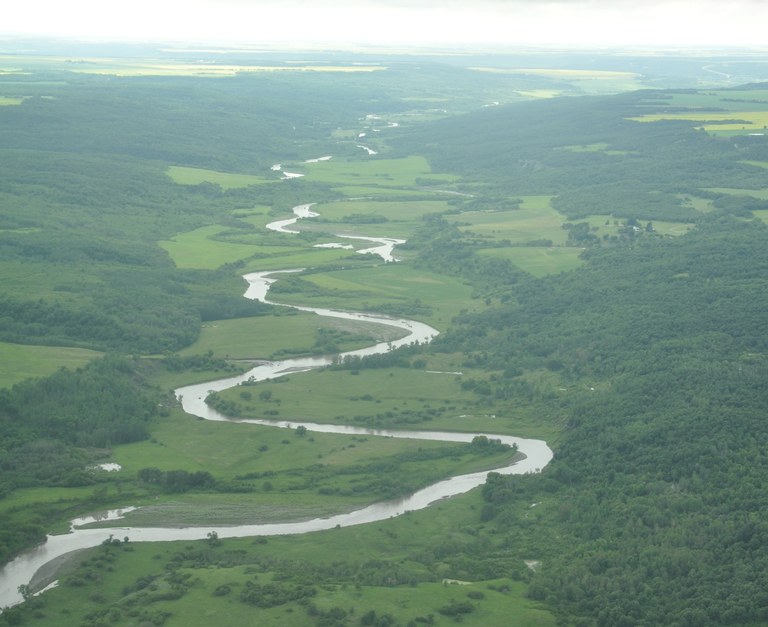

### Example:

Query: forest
xmin=1 ymin=44 xmax=768 ymax=626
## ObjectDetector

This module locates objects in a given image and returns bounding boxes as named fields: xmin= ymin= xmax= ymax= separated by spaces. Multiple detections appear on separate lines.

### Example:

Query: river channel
xmin=0 ymin=204 xmax=553 ymax=609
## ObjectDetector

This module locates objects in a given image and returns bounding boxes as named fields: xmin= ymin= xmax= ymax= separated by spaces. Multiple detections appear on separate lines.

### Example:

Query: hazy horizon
xmin=5 ymin=0 xmax=768 ymax=50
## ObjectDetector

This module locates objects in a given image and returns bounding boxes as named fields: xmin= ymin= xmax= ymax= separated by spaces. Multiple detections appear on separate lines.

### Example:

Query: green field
xmin=0 ymin=342 xmax=101 ymax=388
xmin=241 ymin=246 xmax=364 ymax=272
xmin=271 ymin=263 xmax=479 ymax=330
xmin=210 ymin=360 xmax=558 ymax=441
xmin=158 ymin=225 xmax=259 ymax=269
xmin=706 ymin=186 xmax=768 ymax=199
xmin=577 ymin=214 xmax=694 ymax=237
xmin=0 ymin=260 xmax=103 ymax=304
xmin=556 ymin=142 xmax=634 ymax=155
xmin=114 ymin=408 xmax=464 ymax=476
xmin=306 ymin=198 xmax=454 ymax=239
xmin=474 ymin=67 xmax=644 ymax=95
xmin=166 ymin=166 xmax=272 ymax=188
xmin=302 ymin=156 xmax=457 ymax=190
xmin=450 ymin=196 xmax=570 ymax=245
xmin=178 ymin=312 xmax=406 ymax=360
xmin=478 ymin=246 xmax=585 ymax=276
xmin=313 ymin=199 xmax=454 ymax=219
xmin=25 ymin=488 xmax=555 ymax=626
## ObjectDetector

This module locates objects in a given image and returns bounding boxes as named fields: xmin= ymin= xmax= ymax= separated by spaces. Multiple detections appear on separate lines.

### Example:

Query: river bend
xmin=0 ymin=204 xmax=552 ymax=609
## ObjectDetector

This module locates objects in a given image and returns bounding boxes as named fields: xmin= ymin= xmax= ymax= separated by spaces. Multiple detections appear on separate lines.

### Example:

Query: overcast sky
xmin=4 ymin=0 xmax=767 ymax=49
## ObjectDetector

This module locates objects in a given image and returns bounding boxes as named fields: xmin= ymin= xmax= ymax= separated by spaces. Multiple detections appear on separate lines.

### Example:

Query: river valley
xmin=0 ymin=204 xmax=552 ymax=610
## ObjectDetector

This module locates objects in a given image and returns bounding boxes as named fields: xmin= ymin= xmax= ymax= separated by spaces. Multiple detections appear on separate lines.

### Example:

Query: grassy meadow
xmin=210 ymin=358 xmax=561 ymax=441
xmin=472 ymin=67 xmax=645 ymax=95
xmin=159 ymin=225 xmax=262 ymax=269
xmin=449 ymin=196 xmax=570 ymax=245
xmin=302 ymin=156 xmax=457 ymax=190
xmin=23 ymin=487 xmax=556 ymax=626
xmin=477 ymin=246 xmax=584 ymax=277
xmin=0 ymin=260 xmax=103 ymax=305
xmin=0 ymin=342 xmax=101 ymax=388
xmin=178 ymin=312 xmax=406 ymax=360
xmin=166 ymin=166 xmax=272 ymax=189
xmin=269 ymin=263 xmax=479 ymax=330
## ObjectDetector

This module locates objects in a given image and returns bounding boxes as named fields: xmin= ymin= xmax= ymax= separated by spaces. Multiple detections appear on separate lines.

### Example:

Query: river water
xmin=0 ymin=204 xmax=552 ymax=610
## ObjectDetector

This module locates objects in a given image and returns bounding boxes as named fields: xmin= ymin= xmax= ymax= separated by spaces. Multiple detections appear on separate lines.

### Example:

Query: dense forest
xmin=419 ymin=216 xmax=768 ymax=625
xmin=387 ymin=91 xmax=768 ymax=623
xmin=393 ymin=88 xmax=768 ymax=220
xmin=2 ymin=48 xmax=768 ymax=625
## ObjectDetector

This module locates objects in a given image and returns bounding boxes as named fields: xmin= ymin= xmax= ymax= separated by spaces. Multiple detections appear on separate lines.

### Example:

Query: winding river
xmin=0 ymin=204 xmax=552 ymax=610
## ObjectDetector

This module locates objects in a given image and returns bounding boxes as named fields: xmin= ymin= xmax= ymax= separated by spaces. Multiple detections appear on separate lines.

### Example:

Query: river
xmin=0 ymin=204 xmax=552 ymax=610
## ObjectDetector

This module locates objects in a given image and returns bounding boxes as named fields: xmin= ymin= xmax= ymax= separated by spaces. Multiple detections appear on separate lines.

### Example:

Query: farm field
xmin=631 ymin=90 xmax=768 ymax=135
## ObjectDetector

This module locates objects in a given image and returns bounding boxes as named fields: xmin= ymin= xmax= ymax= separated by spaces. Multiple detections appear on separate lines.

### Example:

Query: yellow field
xmin=487 ymin=68 xmax=638 ymax=79
xmin=516 ymin=89 xmax=563 ymax=99
xmin=0 ymin=96 xmax=24 ymax=105
xmin=473 ymin=67 xmax=644 ymax=94
xmin=629 ymin=111 xmax=768 ymax=132
xmin=0 ymin=54 xmax=386 ymax=77
xmin=70 ymin=60 xmax=387 ymax=77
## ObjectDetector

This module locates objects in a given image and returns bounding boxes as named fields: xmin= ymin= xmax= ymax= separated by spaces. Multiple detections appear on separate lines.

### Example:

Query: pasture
xmin=473 ymin=67 xmax=644 ymax=94
xmin=303 ymin=198 xmax=453 ymax=239
xmin=557 ymin=142 xmax=634 ymax=155
xmin=0 ymin=342 xmax=101 ymax=388
xmin=271 ymin=263 xmax=479 ymax=329
xmin=0 ymin=260 xmax=102 ymax=304
xmin=578 ymin=214 xmax=694 ymax=237
xmin=159 ymin=225 xmax=259 ymax=269
xmin=211 ymin=361 xmax=560 ymax=440
xmin=27 ymin=489 xmax=556 ymax=626
xmin=706 ymin=186 xmax=768 ymax=199
xmin=38 ymin=56 xmax=387 ymax=77
xmin=114 ymin=408 xmax=456 ymax=478
xmin=313 ymin=198 xmax=452 ymax=223
xmin=241 ymin=246 xmax=363 ymax=272
xmin=478 ymin=246 xmax=584 ymax=277
xmin=302 ymin=155 xmax=457 ymax=190
xmin=166 ymin=166 xmax=271 ymax=189
xmin=178 ymin=312 xmax=405 ymax=360
xmin=450 ymin=195 xmax=570 ymax=245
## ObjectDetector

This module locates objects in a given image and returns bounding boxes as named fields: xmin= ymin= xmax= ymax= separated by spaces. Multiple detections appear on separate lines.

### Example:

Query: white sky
xmin=4 ymin=0 xmax=768 ymax=49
